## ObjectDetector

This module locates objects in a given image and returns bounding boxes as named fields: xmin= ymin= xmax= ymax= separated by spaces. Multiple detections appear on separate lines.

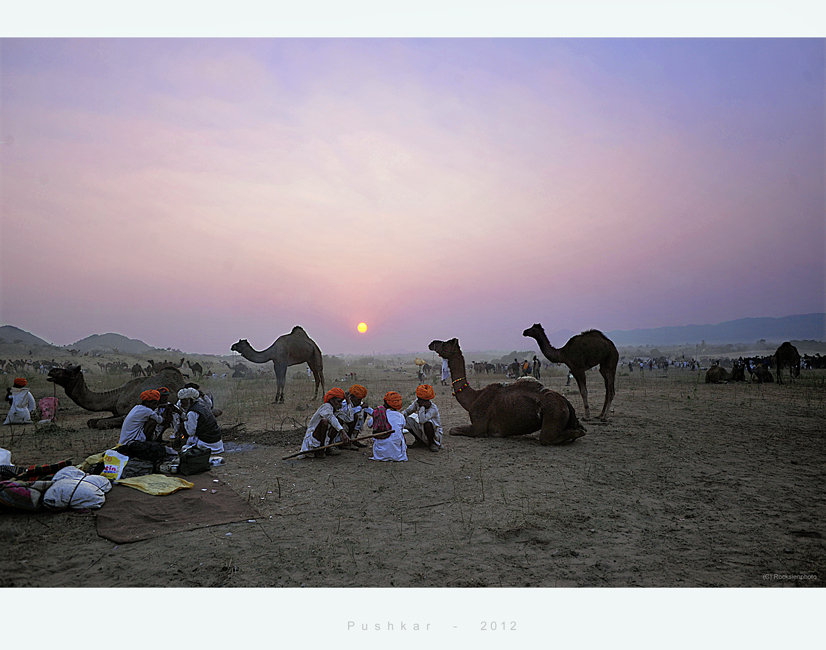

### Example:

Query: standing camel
xmin=772 ymin=342 xmax=801 ymax=385
xmin=523 ymin=323 xmax=618 ymax=420
xmin=231 ymin=326 xmax=325 ymax=403
xmin=428 ymin=338 xmax=585 ymax=444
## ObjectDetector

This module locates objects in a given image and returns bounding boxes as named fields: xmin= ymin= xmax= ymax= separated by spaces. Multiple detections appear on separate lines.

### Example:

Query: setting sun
xmin=357 ymin=322 xmax=368 ymax=334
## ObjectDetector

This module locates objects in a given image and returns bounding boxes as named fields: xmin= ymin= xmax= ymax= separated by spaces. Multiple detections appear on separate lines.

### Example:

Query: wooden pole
xmin=281 ymin=430 xmax=392 ymax=460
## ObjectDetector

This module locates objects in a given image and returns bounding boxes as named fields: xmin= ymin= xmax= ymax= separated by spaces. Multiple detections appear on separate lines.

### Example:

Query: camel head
xmin=230 ymin=339 xmax=249 ymax=354
xmin=47 ymin=365 xmax=83 ymax=388
xmin=428 ymin=338 xmax=461 ymax=359
xmin=522 ymin=323 xmax=545 ymax=339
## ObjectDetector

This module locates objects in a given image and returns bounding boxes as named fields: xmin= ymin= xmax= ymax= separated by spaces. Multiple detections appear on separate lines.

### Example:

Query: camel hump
xmin=291 ymin=326 xmax=307 ymax=335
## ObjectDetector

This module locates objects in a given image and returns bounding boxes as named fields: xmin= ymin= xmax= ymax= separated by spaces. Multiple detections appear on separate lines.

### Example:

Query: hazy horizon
xmin=2 ymin=311 xmax=823 ymax=357
xmin=1 ymin=20 xmax=823 ymax=357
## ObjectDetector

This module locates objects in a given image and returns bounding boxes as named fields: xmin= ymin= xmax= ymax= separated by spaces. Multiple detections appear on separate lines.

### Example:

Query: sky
xmin=1 ymin=5 xmax=824 ymax=356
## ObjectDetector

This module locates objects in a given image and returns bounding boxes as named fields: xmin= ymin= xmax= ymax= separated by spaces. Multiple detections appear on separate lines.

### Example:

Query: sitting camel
xmin=772 ymin=342 xmax=801 ymax=385
xmin=47 ymin=365 xmax=185 ymax=429
xmin=523 ymin=324 xmax=618 ymax=420
xmin=705 ymin=365 xmax=730 ymax=384
xmin=428 ymin=338 xmax=586 ymax=445
xmin=231 ymin=326 xmax=325 ymax=403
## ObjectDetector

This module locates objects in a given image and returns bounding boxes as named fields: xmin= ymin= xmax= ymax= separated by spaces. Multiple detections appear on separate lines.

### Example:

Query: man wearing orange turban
xmin=366 ymin=391 xmax=408 ymax=462
xmin=4 ymin=378 xmax=36 ymax=425
xmin=335 ymin=384 xmax=371 ymax=449
xmin=402 ymin=384 xmax=443 ymax=452
xmin=118 ymin=389 xmax=164 ymax=445
xmin=300 ymin=387 xmax=349 ymax=458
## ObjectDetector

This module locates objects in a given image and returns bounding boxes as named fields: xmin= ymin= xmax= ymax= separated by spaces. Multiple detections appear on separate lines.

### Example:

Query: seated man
xmin=369 ymin=391 xmax=408 ymax=462
xmin=299 ymin=388 xmax=349 ymax=458
xmin=335 ymin=383 xmax=370 ymax=449
xmin=177 ymin=387 xmax=224 ymax=454
xmin=119 ymin=390 xmax=164 ymax=445
xmin=402 ymin=384 xmax=442 ymax=452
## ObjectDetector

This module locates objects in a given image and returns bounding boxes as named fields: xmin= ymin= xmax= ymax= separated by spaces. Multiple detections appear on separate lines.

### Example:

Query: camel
xmin=47 ymin=365 xmax=185 ymax=429
xmin=130 ymin=363 xmax=146 ymax=378
xmin=705 ymin=365 xmax=730 ymax=383
xmin=186 ymin=360 xmax=203 ymax=378
xmin=523 ymin=324 xmax=618 ymax=420
xmin=772 ymin=342 xmax=801 ymax=385
xmin=745 ymin=359 xmax=774 ymax=383
xmin=231 ymin=326 xmax=325 ymax=403
xmin=428 ymin=338 xmax=586 ymax=445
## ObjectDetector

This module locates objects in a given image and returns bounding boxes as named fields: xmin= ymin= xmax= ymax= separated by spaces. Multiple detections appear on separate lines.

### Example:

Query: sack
xmin=101 ymin=449 xmax=130 ymax=480
xmin=177 ymin=446 xmax=211 ymax=476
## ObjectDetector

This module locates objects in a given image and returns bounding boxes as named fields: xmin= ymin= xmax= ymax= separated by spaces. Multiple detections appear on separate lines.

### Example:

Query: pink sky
xmin=1 ymin=36 xmax=823 ymax=355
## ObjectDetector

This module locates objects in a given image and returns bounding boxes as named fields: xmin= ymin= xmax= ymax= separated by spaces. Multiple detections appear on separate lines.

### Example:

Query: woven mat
xmin=95 ymin=472 xmax=259 ymax=544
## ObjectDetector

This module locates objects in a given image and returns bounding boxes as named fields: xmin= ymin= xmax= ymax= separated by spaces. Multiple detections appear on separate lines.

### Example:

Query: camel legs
xmin=448 ymin=424 xmax=482 ymax=437
xmin=570 ymin=369 xmax=590 ymax=419
xmin=598 ymin=364 xmax=617 ymax=420
xmin=310 ymin=367 xmax=325 ymax=400
xmin=274 ymin=363 xmax=287 ymax=403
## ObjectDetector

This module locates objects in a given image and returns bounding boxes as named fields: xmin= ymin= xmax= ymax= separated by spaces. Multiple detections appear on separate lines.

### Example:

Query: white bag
xmin=0 ymin=447 xmax=11 ymax=466
xmin=43 ymin=467 xmax=111 ymax=509
xmin=101 ymin=449 xmax=129 ymax=480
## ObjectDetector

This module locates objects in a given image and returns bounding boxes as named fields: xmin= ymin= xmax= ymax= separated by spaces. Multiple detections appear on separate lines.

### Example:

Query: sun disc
xmin=357 ymin=322 xmax=368 ymax=333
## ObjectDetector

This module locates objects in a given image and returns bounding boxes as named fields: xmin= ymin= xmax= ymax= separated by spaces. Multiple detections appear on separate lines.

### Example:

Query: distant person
xmin=368 ymin=391 xmax=408 ymax=462
xmin=532 ymin=356 xmax=541 ymax=380
xmin=3 ymin=378 xmax=36 ymax=425
xmin=402 ymin=384 xmax=442 ymax=452
xmin=177 ymin=387 xmax=224 ymax=454
xmin=440 ymin=358 xmax=450 ymax=386
xmin=299 ymin=388 xmax=350 ymax=458
xmin=118 ymin=390 xmax=164 ymax=445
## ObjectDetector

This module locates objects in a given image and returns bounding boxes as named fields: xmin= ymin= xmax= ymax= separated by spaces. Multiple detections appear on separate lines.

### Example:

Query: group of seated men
xmin=298 ymin=383 xmax=443 ymax=462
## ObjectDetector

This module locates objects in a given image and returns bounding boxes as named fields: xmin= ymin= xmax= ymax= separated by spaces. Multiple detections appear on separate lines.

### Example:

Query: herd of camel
xmin=43 ymin=324 xmax=807 ymax=447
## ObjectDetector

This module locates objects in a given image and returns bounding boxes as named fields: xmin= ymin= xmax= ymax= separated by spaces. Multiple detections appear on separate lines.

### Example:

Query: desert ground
xmin=1 ymin=352 xmax=824 ymax=594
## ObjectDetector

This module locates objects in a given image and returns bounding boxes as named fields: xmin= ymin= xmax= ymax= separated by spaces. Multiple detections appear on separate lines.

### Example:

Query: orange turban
xmin=13 ymin=377 xmax=27 ymax=388
xmin=349 ymin=384 xmax=368 ymax=399
xmin=415 ymin=384 xmax=435 ymax=400
xmin=140 ymin=389 xmax=161 ymax=402
xmin=383 ymin=391 xmax=403 ymax=410
xmin=324 ymin=387 xmax=346 ymax=403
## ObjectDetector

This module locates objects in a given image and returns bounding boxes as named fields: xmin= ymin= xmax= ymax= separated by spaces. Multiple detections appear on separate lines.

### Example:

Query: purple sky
xmin=1 ymin=35 xmax=823 ymax=355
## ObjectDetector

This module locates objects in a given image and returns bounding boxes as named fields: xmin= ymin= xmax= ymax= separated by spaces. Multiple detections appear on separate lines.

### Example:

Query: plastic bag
xmin=0 ymin=447 xmax=10 ymax=466
xmin=101 ymin=449 xmax=129 ymax=480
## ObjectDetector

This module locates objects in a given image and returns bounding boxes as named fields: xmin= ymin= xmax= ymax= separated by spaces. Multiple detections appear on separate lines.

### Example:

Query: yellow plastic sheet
xmin=115 ymin=474 xmax=194 ymax=495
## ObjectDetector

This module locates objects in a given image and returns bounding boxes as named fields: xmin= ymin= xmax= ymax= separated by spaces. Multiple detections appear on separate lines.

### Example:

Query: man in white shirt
xmin=402 ymin=384 xmax=442 ymax=452
xmin=118 ymin=390 xmax=164 ymax=445
xmin=299 ymin=388 xmax=350 ymax=458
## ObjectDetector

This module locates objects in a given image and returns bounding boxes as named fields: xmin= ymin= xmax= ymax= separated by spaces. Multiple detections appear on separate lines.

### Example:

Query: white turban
xmin=177 ymin=387 xmax=200 ymax=401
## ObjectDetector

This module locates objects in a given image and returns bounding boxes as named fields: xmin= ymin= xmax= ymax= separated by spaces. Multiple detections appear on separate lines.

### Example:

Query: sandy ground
xmin=2 ymin=362 xmax=823 ymax=594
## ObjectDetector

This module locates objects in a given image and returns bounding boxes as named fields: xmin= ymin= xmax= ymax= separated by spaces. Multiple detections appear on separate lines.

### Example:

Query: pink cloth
xmin=38 ymin=397 xmax=58 ymax=421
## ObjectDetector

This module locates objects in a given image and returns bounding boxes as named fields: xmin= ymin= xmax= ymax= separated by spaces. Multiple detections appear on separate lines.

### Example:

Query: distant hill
xmin=71 ymin=333 xmax=155 ymax=355
xmin=0 ymin=325 xmax=53 ymax=348
xmin=600 ymin=313 xmax=825 ymax=347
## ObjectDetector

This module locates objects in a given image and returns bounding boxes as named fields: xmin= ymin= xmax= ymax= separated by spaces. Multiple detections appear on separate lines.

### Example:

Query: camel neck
xmin=532 ymin=332 xmax=561 ymax=362
xmin=445 ymin=354 xmax=477 ymax=410
xmin=238 ymin=344 xmax=270 ymax=364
